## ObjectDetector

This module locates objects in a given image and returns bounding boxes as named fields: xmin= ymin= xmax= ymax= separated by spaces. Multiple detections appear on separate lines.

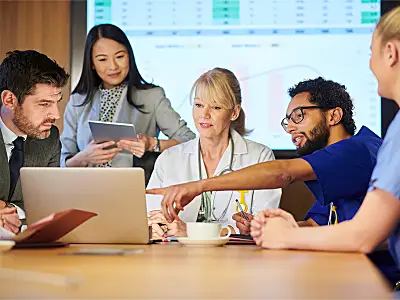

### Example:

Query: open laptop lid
xmin=20 ymin=167 xmax=149 ymax=244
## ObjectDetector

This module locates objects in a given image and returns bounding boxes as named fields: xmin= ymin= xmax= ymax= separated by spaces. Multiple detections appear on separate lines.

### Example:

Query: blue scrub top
xmin=368 ymin=111 xmax=400 ymax=269
xmin=302 ymin=126 xmax=382 ymax=226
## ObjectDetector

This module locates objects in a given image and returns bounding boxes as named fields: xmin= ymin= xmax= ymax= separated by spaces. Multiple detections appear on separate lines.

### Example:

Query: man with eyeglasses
xmin=148 ymin=77 xmax=382 ymax=233
xmin=279 ymin=77 xmax=382 ymax=227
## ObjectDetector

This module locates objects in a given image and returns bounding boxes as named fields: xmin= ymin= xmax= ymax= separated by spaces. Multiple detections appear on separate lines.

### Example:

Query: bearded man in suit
xmin=0 ymin=50 xmax=69 ymax=233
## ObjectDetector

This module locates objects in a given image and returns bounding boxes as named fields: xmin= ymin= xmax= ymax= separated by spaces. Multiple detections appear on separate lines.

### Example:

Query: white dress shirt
xmin=146 ymin=129 xmax=282 ymax=231
xmin=0 ymin=115 xmax=26 ymax=219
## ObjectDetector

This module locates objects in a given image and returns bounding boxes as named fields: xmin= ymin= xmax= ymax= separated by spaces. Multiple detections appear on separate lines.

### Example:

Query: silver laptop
xmin=20 ymin=167 xmax=150 ymax=244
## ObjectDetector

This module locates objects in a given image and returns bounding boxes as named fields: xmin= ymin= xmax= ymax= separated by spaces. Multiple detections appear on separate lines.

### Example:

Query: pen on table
xmin=235 ymin=199 xmax=250 ymax=222
xmin=151 ymin=239 xmax=169 ymax=243
xmin=151 ymin=237 xmax=177 ymax=243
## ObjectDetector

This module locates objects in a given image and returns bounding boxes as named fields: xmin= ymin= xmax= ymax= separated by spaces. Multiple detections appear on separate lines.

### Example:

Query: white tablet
xmin=88 ymin=120 xmax=137 ymax=145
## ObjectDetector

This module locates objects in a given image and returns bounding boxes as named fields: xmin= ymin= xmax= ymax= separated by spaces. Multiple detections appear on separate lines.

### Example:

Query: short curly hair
xmin=288 ymin=77 xmax=356 ymax=135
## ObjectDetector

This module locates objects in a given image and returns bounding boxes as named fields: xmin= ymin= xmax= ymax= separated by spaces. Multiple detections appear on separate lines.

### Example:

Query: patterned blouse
xmin=97 ymin=84 xmax=126 ymax=167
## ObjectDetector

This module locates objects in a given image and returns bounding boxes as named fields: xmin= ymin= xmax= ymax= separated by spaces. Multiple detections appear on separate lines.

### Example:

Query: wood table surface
xmin=0 ymin=243 xmax=391 ymax=299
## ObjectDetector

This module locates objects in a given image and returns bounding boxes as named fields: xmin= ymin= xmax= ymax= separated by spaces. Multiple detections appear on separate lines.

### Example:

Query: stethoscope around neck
xmin=197 ymin=135 xmax=240 ymax=222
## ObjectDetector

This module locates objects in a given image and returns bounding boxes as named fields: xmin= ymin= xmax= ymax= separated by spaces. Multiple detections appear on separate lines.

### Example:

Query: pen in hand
xmin=153 ymin=224 xmax=173 ymax=243
xmin=157 ymin=222 xmax=170 ymax=236
xmin=235 ymin=199 xmax=250 ymax=222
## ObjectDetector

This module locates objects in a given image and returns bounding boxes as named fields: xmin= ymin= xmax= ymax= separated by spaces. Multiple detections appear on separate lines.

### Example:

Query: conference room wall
xmin=0 ymin=0 xmax=71 ymax=132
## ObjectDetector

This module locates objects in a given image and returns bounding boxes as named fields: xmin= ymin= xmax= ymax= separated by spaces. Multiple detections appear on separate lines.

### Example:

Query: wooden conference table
xmin=0 ymin=243 xmax=392 ymax=299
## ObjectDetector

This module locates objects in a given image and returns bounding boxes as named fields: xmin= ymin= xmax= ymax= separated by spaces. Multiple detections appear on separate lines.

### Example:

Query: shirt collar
xmin=355 ymin=126 xmax=380 ymax=139
xmin=183 ymin=129 xmax=248 ymax=155
xmin=0 ymin=114 xmax=27 ymax=145
xmin=99 ymin=83 xmax=127 ymax=97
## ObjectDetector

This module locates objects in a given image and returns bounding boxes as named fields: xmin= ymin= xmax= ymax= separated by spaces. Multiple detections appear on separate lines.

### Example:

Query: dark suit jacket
xmin=0 ymin=126 xmax=61 ymax=210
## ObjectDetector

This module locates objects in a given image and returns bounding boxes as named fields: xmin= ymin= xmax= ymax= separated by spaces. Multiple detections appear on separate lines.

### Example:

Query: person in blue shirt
xmin=147 ymin=77 xmax=382 ymax=234
xmin=287 ymin=78 xmax=382 ymax=227
xmin=249 ymin=5 xmax=400 ymax=289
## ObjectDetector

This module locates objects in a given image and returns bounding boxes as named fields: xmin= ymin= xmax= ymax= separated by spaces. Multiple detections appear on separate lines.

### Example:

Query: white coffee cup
xmin=186 ymin=222 xmax=232 ymax=240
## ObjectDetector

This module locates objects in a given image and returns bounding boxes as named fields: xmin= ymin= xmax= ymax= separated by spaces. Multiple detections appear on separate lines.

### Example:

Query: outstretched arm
xmin=147 ymin=158 xmax=315 ymax=222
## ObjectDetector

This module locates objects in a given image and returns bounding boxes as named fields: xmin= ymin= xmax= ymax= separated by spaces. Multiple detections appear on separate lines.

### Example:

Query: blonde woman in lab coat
xmin=146 ymin=68 xmax=281 ymax=239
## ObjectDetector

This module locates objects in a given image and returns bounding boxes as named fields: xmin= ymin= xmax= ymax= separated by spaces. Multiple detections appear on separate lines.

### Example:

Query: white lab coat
xmin=146 ymin=129 xmax=282 ymax=231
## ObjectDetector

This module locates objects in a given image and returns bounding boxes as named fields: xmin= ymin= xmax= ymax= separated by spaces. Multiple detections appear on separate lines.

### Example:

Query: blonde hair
xmin=190 ymin=67 xmax=249 ymax=136
xmin=376 ymin=7 xmax=400 ymax=45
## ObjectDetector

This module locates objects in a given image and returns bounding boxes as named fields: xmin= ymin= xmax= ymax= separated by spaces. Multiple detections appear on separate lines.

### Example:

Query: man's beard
xmin=13 ymin=106 xmax=54 ymax=139
xmin=296 ymin=120 xmax=330 ymax=157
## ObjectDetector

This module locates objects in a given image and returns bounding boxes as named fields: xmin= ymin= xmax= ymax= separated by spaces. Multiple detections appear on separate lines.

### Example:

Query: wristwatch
xmin=152 ymin=137 xmax=161 ymax=152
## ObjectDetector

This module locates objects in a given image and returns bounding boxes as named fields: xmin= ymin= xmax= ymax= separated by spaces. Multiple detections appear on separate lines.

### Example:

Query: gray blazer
xmin=61 ymin=86 xmax=195 ymax=184
xmin=0 ymin=126 xmax=61 ymax=210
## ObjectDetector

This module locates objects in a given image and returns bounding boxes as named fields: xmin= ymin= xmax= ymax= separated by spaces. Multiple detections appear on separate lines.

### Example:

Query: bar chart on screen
xmin=87 ymin=0 xmax=381 ymax=150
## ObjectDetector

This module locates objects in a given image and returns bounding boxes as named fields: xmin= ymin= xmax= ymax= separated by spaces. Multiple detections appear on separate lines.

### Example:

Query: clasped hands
xmin=148 ymin=210 xmax=187 ymax=239
xmin=250 ymin=208 xmax=299 ymax=249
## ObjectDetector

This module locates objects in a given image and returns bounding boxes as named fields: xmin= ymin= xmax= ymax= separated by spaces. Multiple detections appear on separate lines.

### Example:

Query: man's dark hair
xmin=288 ymin=77 xmax=356 ymax=135
xmin=0 ymin=50 xmax=69 ymax=104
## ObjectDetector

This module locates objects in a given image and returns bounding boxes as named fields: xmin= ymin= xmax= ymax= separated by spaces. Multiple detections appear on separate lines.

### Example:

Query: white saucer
xmin=0 ymin=240 xmax=15 ymax=252
xmin=176 ymin=237 xmax=229 ymax=247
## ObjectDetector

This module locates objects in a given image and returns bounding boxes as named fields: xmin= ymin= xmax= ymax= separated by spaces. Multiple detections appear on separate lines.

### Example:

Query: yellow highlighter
xmin=236 ymin=190 xmax=249 ymax=213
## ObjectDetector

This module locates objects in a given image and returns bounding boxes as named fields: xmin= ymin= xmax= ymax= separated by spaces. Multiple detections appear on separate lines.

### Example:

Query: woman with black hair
xmin=61 ymin=24 xmax=195 ymax=183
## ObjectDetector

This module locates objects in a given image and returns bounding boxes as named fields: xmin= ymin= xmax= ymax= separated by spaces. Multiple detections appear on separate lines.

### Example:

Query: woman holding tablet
xmin=61 ymin=24 xmax=195 ymax=183
xmin=146 ymin=68 xmax=281 ymax=238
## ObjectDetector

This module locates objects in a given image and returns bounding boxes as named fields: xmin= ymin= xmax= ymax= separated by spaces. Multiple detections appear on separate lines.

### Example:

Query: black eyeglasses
xmin=281 ymin=106 xmax=324 ymax=131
